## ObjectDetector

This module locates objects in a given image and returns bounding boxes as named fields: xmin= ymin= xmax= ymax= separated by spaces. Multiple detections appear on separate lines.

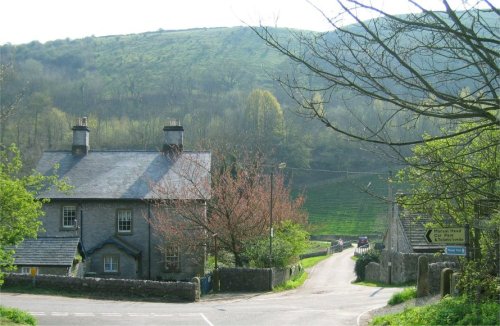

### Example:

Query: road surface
xmin=1 ymin=247 xmax=399 ymax=325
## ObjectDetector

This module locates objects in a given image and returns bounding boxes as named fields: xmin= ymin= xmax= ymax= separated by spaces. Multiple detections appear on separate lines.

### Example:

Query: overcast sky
xmin=1 ymin=0 xmax=497 ymax=45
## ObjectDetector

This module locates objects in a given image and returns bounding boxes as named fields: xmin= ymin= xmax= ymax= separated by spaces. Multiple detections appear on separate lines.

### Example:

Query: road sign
xmin=445 ymin=246 xmax=467 ymax=256
xmin=425 ymin=228 xmax=465 ymax=244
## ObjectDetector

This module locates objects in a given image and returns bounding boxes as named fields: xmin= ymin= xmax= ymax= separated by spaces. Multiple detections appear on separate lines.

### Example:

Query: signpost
xmin=445 ymin=246 xmax=467 ymax=256
xmin=425 ymin=228 xmax=466 ymax=244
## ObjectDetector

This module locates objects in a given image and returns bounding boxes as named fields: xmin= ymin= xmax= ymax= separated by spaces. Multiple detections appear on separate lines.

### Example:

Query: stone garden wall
xmin=5 ymin=273 xmax=198 ymax=302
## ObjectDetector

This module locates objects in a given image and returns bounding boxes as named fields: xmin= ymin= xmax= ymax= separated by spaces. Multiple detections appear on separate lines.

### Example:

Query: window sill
xmin=60 ymin=227 xmax=78 ymax=231
xmin=116 ymin=232 xmax=133 ymax=236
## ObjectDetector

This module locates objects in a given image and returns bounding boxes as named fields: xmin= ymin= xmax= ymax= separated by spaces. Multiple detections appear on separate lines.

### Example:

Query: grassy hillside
xmin=301 ymin=174 xmax=390 ymax=236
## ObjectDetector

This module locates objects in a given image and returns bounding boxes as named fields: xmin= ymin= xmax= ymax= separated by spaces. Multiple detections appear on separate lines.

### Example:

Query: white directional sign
xmin=425 ymin=228 xmax=466 ymax=244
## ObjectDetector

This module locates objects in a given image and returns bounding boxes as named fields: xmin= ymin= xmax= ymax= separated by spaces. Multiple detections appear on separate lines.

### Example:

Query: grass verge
xmin=0 ymin=306 xmax=36 ymax=326
xmin=300 ymin=255 xmax=330 ymax=269
xmin=371 ymin=296 xmax=499 ymax=325
xmin=273 ymin=271 xmax=308 ymax=292
xmin=388 ymin=287 xmax=416 ymax=306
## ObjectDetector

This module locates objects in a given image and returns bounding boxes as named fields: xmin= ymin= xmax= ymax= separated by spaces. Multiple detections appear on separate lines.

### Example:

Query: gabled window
xmin=62 ymin=206 xmax=77 ymax=229
xmin=103 ymin=255 xmax=119 ymax=273
xmin=165 ymin=246 xmax=181 ymax=272
xmin=117 ymin=209 xmax=132 ymax=234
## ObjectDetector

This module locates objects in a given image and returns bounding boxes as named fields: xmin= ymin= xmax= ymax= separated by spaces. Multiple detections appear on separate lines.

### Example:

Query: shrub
xmin=244 ymin=221 xmax=309 ymax=268
xmin=0 ymin=306 xmax=37 ymax=326
xmin=354 ymin=249 xmax=379 ymax=281
xmin=458 ymin=260 xmax=499 ymax=302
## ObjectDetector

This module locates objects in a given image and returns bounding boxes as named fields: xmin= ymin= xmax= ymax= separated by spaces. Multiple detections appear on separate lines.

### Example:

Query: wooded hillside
xmin=0 ymin=26 xmax=408 ymax=237
xmin=0 ymin=27 xmax=392 ymax=175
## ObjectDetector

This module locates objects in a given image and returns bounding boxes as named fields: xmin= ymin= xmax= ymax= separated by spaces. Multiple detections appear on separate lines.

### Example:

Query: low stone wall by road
xmin=219 ymin=264 xmax=303 ymax=292
xmin=4 ymin=274 xmax=199 ymax=302
xmin=219 ymin=267 xmax=272 ymax=292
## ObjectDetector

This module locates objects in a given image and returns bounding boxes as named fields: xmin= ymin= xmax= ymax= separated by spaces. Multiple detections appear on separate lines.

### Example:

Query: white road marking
xmin=151 ymin=313 xmax=174 ymax=317
xmin=101 ymin=312 xmax=122 ymax=317
xmin=51 ymin=312 xmax=69 ymax=316
xmin=74 ymin=312 xmax=95 ymax=317
xmin=29 ymin=312 xmax=46 ymax=316
xmin=128 ymin=313 xmax=150 ymax=317
xmin=200 ymin=313 xmax=215 ymax=326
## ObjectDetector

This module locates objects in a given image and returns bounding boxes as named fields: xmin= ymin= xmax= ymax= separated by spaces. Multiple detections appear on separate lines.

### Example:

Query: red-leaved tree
xmin=150 ymin=151 xmax=307 ymax=267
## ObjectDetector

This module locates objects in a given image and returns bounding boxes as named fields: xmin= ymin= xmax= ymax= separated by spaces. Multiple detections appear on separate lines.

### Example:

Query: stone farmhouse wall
xmin=5 ymin=274 xmax=199 ymax=302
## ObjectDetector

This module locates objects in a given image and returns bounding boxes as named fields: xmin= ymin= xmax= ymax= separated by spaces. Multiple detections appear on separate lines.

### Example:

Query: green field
xmin=300 ymin=174 xmax=390 ymax=236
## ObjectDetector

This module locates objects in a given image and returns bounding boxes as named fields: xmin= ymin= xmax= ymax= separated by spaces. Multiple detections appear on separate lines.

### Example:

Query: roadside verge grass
xmin=371 ymin=296 xmax=499 ymax=325
xmin=0 ymin=306 xmax=36 ymax=326
xmin=300 ymin=255 xmax=330 ymax=269
xmin=387 ymin=287 xmax=416 ymax=305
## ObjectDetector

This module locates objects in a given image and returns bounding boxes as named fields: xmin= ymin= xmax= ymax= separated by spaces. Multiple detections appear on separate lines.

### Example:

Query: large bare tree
xmin=253 ymin=0 xmax=499 ymax=146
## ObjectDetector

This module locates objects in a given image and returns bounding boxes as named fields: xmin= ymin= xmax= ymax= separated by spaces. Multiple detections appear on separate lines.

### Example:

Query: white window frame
xmin=21 ymin=267 xmax=38 ymax=275
xmin=117 ymin=209 xmax=132 ymax=233
xmin=165 ymin=246 xmax=181 ymax=272
xmin=103 ymin=255 xmax=119 ymax=273
xmin=62 ymin=206 xmax=77 ymax=229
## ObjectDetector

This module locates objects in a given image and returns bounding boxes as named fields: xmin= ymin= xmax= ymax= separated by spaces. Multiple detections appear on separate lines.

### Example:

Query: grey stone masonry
xmin=5 ymin=274 xmax=198 ymax=302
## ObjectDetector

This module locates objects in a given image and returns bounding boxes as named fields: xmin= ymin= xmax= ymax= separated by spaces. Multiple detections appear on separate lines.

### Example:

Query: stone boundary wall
xmin=378 ymin=250 xmax=458 ymax=284
xmin=300 ymin=249 xmax=330 ymax=259
xmin=299 ymin=242 xmax=351 ymax=260
xmin=219 ymin=267 xmax=272 ymax=292
xmin=219 ymin=264 xmax=303 ymax=292
xmin=4 ymin=274 xmax=198 ymax=302
xmin=428 ymin=262 xmax=459 ymax=294
xmin=364 ymin=262 xmax=381 ymax=283
xmin=271 ymin=265 xmax=303 ymax=288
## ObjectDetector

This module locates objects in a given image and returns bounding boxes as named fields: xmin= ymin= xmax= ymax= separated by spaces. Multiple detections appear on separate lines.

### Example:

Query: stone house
xmin=13 ymin=118 xmax=211 ymax=281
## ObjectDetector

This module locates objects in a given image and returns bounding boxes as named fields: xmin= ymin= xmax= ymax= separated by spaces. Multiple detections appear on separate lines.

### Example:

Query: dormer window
xmin=62 ymin=206 xmax=77 ymax=229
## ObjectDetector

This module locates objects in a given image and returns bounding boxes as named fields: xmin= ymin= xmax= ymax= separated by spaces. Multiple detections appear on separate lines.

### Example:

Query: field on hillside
xmin=300 ymin=174 xmax=390 ymax=237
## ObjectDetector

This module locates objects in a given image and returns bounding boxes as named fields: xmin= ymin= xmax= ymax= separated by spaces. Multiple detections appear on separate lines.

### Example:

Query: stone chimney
xmin=72 ymin=117 xmax=89 ymax=155
xmin=162 ymin=119 xmax=184 ymax=155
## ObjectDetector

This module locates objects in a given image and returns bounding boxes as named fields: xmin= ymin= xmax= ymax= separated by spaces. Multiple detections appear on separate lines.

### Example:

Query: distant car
xmin=357 ymin=236 xmax=369 ymax=248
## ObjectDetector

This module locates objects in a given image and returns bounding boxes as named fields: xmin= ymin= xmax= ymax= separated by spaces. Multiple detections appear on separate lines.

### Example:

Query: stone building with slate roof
xmin=20 ymin=118 xmax=211 ymax=281
xmin=9 ymin=237 xmax=83 ymax=276
xmin=385 ymin=197 xmax=446 ymax=254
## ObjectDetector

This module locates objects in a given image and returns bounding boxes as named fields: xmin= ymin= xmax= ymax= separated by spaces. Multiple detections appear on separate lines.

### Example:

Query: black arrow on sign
xmin=425 ymin=230 xmax=432 ymax=243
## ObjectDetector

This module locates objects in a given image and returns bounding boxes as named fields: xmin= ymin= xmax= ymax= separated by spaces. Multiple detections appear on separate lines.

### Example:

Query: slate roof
xmin=87 ymin=236 xmax=141 ymax=258
xmin=9 ymin=237 xmax=80 ymax=266
xmin=36 ymin=151 xmax=211 ymax=200
xmin=400 ymin=214 xmax=444 ymax=253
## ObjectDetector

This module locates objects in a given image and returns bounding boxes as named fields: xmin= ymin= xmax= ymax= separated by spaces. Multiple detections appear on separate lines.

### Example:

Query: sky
xmin=1 ymin=0 xmax=497 ymax=45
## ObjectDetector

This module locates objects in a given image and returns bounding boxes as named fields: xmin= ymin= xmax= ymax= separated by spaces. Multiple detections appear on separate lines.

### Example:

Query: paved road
xmin=1 ymin=248 xmax=400 ymax=325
